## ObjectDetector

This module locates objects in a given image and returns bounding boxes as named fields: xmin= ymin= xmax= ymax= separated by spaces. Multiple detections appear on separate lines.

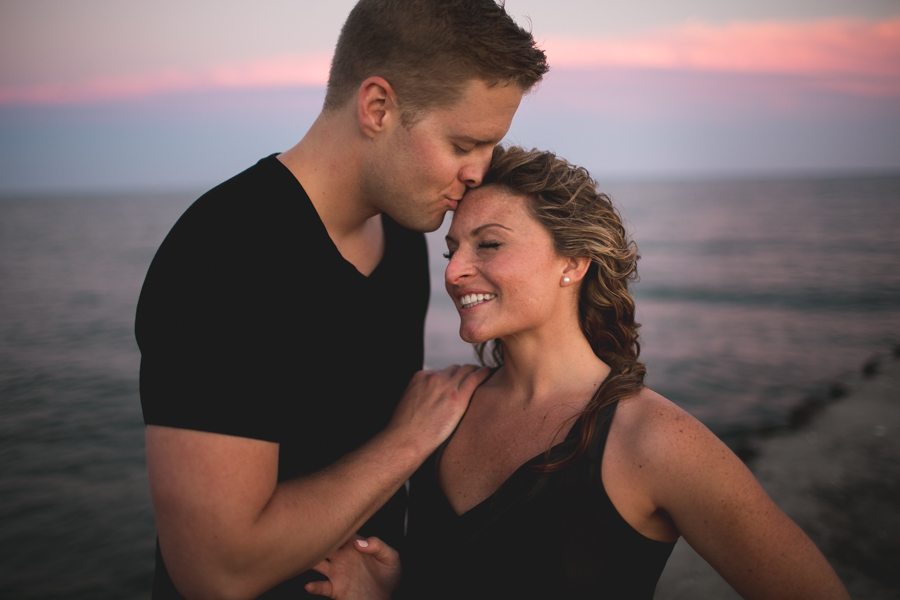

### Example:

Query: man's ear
xmin=563 ymin=256 xmax=591 ymax=284
xmin=357 ymin=76 xmax=399 ymax=139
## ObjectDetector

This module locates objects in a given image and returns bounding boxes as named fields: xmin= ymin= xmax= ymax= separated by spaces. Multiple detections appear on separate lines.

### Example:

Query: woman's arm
xmin=613 ymin=390 xmax=849 ymax=600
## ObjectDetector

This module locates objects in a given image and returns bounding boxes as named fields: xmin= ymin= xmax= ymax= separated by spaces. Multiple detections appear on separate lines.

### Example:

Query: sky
xmin=1 ymin=0 xmax=899 ymax=194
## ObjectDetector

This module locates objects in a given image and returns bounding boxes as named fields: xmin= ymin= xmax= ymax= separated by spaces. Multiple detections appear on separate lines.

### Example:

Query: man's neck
xmin=278 ymin=111 xmax=386 ymax=275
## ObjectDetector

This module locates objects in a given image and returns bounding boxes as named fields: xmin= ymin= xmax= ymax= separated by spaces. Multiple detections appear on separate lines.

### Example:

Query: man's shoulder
xmin=136 ymin=155 xmax=321 ymax=318
xmin=165 ymin=155 xmax=320 ymax=253
xmin=192 ymin=154 xmax=305 ymax=216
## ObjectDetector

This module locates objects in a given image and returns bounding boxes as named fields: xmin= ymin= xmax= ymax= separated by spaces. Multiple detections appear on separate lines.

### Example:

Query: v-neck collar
xmin=433 ymin=367 xmax=618 ymax=521
xmin=435 ymin=408 xmax=587 ymax=520
xmin=269 ymin=154 xmax=391 ymax=281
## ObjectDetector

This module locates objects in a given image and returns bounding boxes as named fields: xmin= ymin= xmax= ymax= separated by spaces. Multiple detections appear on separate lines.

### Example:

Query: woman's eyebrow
xmin=472 ymin=223 xmax=512 ymax=235
xmin=446 ymin=223 xmax=512 ymax=245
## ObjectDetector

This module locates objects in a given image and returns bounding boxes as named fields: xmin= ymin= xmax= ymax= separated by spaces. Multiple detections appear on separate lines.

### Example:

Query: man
xmin=135 ymin=1 xmax=547 ymax=598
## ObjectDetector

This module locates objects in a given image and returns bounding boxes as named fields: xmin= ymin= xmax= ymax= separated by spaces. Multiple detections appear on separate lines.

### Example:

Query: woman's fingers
xmin=310 ymin=558 xmax=332 ymax=577
xmin=355 ymin=536 xmax=401 ymax=566
xmin=304 ymin=579 xmax=334 ymax=598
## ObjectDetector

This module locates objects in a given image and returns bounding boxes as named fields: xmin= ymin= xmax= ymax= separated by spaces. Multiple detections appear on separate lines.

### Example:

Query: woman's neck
xmin=491 ymin=318 xmax=611 ymax=411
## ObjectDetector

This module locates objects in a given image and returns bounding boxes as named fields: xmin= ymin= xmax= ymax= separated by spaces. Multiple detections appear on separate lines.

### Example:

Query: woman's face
xmin=444 ymin=186 xmax=570 ymax=344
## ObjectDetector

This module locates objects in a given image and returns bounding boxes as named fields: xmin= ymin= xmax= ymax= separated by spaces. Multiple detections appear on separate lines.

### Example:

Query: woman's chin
xmin=459 ymin=327 xmax=489 ymax=345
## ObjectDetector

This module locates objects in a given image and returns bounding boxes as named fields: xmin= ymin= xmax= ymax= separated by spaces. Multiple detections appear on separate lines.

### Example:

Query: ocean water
xmin=428 ymin=174 xmax=900 ymax=434
xmin=1 ymin=174 xmax=899 ymax=598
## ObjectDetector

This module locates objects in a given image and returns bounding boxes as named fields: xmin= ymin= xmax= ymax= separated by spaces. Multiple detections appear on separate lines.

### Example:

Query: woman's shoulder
xmin=610 ymin=387 xmax=727 ymax=473
xmin=604 ymin=388 xmax=752 ymax=537
xmin=613 ymin=387 xmax=699 ymax=437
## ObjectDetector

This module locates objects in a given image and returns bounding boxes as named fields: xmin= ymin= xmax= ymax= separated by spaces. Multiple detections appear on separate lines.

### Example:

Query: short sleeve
xmin=135 ymin=159 xmax=301 ymax=441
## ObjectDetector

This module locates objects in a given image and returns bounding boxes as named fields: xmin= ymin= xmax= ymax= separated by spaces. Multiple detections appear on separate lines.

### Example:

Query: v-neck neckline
xmin=270 ymin=155 xmax=390 ymax=281
xmin=337 ymin=213 xmax=390 ymax=281
xmin=434 ymin=375 xmax=588 ymax=519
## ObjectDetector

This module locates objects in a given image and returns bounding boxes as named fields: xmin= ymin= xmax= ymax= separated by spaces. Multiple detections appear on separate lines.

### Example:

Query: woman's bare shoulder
xmin=611 ymin=387 xmax=729 ymax=473
xmin=610 ymin=391 xmax=850 ymax=599
xmin=614 ymin=387 xmax=707 ymax=440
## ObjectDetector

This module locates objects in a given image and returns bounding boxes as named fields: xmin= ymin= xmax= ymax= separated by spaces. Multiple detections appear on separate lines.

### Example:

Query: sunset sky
xmin=1 ymin=0 xmax=898 ymax=193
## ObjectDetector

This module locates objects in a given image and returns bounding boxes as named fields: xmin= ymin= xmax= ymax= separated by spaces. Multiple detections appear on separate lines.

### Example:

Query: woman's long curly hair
xmin=476 ymin=145 xmax=645 ymax=472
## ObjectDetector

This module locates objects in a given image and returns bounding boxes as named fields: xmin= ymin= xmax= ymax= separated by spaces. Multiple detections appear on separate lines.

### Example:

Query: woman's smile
xmin=444 ymin=185 xmax=571 ymax=344
xmin=458 ymin=292 xmax=497 ymax=310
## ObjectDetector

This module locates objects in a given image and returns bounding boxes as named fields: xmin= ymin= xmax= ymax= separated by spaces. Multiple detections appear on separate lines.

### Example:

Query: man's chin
xmin=398 ymin=210 xmax=448 ymax=233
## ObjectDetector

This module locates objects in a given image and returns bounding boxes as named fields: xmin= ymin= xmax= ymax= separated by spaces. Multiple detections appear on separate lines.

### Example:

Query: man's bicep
xmin=145 ymin=425 xmax=280 ymax=587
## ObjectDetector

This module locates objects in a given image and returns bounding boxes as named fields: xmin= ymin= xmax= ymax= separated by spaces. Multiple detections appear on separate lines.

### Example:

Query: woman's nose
xmin=445 ymin=250 xmax=473 ymax=285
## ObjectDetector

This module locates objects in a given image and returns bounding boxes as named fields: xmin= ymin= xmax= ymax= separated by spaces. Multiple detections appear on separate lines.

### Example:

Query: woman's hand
xmin=305 ymin=535 xmax=402 ymax=600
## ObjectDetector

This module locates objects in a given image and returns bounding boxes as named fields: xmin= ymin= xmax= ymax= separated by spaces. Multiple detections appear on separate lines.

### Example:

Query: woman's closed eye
xmin=443 ymin=241 xmax=502 ymax=260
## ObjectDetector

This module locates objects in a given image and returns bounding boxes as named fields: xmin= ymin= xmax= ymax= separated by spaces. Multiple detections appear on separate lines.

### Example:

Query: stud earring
xmin=563 ymin=277 xmax=571 ymax=284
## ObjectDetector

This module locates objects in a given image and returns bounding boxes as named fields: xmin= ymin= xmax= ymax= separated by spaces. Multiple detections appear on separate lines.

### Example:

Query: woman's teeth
xmin=460 ymin=293 xmax=496 ymax=309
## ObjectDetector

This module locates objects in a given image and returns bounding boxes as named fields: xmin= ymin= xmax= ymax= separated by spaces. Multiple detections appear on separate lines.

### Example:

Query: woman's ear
xmin=357 ymin=76 xmax=400 ymax=139
xmin=562 ymin=256 xmax=591 ymax=285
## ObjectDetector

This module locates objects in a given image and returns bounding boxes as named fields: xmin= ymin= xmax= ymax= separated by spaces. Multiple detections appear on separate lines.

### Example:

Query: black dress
xmin=399 ymin=399 xmax=676 ymax=600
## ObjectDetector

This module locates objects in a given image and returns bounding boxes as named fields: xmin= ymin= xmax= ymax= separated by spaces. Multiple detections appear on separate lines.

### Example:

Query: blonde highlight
xmin=477 ymin=146 xmax=645 ymax=471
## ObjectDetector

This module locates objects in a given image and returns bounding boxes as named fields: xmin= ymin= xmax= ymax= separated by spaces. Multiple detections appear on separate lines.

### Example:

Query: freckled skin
xmin=437 ymin=186 xmax=849 ymax=600
xmin=603 ymin=390 xmax=849 ymax=599
xmin=444 ymin=187 xmax=570 ymax=344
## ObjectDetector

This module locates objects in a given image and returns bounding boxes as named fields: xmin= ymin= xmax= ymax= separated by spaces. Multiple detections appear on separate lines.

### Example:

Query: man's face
xmin=366 ymin=78 xmax=523 ymax=233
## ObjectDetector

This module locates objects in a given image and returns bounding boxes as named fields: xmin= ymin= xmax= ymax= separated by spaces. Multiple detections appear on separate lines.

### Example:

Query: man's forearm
xmin=151 ymin=425 xmax=427 ymax=600
xmin=243 ymin=428 xmax=426 ymax=590
xmin=150 ymin=366 xmax=487 ymax=600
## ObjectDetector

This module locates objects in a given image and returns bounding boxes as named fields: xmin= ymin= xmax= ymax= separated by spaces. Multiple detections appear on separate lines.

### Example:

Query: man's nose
xmin=459 ymin=150 xmax=491 ymax=188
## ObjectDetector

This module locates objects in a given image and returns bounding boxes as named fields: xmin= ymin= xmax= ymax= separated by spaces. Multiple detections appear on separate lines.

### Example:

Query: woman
xmin=306 ymin=147 xmax=849 ymax=599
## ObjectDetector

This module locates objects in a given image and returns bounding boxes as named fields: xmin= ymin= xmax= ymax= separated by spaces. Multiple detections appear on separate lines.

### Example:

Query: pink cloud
xmin=0 ymin=54 xmax=331 ymax=105
xmin=544 ymin=18 xmax=900 ymax=96
xmin=2 ymin=17 xmax=898 ymax=106
xmin=525 ymin=67 xmax=900 ymax=122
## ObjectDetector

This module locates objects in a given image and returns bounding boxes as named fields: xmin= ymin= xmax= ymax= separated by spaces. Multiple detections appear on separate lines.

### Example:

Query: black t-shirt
xmin=136 ymin=155 xmax=430 ymax=598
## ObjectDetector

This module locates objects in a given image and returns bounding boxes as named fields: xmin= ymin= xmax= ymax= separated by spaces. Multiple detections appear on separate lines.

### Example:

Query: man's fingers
xmin=449 ymin=363 xmax=478 ymax=382
xmin=440 ymin=363 xmax=462 ymax=377
xmin=458 ymin=365 xmax=492 ymax=393
xmin=304 ymin=580 xmax=333 ymax=598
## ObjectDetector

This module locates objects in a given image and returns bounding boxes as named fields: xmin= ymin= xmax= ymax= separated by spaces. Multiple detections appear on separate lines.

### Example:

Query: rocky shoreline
xmin=654 ymin=350 xmax=900 ymax=600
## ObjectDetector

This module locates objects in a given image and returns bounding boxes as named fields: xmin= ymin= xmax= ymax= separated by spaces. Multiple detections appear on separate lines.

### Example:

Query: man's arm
xmin=146 ymin=365 xmax=488 ymax=600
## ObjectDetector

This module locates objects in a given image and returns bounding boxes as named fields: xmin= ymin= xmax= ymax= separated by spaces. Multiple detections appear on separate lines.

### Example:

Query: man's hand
xmin=145 ymin=364 xmax=489 ymax=599
xmin=385 ymin=364 xmax=491 ymax=455
xmin=306 ymin=536 xmax=401 ymax=600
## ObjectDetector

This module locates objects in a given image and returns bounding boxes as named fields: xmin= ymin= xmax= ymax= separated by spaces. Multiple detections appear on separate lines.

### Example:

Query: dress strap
xmin=586 ymin=399 xmax=620 ymax=461
xmin=581 ymin=398 xmax=620 ymax=489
